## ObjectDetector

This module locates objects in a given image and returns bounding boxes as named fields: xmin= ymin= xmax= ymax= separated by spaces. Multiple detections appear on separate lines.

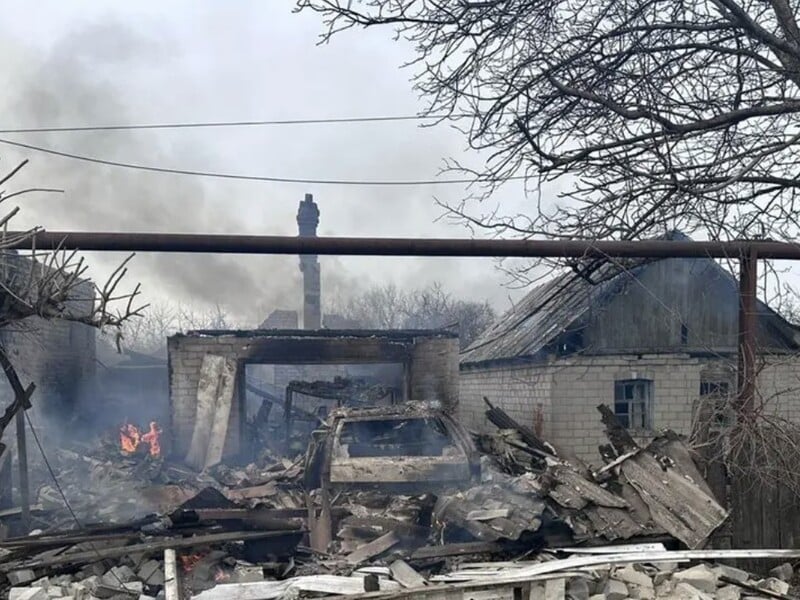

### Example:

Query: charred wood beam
xmin=484 ymin=397 xmax=554 ymax=456
xmin=597 ymin=404 xmax=639 ymax=455
xmin=7 ymin=231 xmax=800 ymax=259
xmin=0 ymin=529 xmax=305 ymax=571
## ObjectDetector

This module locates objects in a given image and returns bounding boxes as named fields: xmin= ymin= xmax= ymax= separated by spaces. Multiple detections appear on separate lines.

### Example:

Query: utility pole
xmin=737 ymin=249 xmax=758 ymax=417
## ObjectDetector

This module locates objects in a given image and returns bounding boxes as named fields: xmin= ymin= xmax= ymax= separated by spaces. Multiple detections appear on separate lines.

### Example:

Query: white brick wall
xmin=461 ymin=353 xmax=800 ymax=467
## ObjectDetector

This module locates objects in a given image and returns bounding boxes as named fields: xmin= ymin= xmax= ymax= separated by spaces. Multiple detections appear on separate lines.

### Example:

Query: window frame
xmin=614 ymin=378 xmax=654 ymax=432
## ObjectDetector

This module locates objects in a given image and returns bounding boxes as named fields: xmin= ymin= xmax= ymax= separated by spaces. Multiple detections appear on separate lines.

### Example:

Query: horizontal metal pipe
xmin=6 ymin=231 xmax=800 ymax=259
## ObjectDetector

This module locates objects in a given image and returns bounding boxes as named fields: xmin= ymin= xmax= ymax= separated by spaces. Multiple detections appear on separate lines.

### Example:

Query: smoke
xmin=0 ymin=22 xmax=304 ymax=324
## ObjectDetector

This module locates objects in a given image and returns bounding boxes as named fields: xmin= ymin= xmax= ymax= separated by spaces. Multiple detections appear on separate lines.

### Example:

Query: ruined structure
xmin=167 ymin=329 xmax=459 ymax=459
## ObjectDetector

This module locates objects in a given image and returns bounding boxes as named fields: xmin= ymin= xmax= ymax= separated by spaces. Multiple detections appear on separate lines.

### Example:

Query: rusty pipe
xmin=6 ymin=231 xmax=800 ymax=259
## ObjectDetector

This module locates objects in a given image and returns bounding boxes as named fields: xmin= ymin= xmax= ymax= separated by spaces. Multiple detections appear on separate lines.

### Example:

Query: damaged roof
xmin=461 ymin=232 xmax=800 ymax=367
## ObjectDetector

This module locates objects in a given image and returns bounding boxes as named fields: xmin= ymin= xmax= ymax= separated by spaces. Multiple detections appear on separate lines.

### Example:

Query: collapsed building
xmin=5 ymin=213 xmax=800 ymax=598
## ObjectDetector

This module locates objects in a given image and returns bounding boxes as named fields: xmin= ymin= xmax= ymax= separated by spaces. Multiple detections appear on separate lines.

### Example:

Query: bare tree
xmin=332 ymin=282 xmax=496 ymax=348
xmin=111 ymin=302 xmax=242 ymax=355
xmin=0 ymin=160 xmax=143 ymax=331
xmin=296 ymin=0 xmax=800 ymax=244
xmin=0 ymin=158 xmax=144 ymax=450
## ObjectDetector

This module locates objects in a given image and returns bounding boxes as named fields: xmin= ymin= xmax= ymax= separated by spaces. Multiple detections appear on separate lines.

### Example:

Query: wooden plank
xmin=389 ymin=560 xmax=427 ymax=589
xmin=410 ymin=541 xmax=528 ymax=560
xmin=0 ymin=504 xmax=43 ymax=519
xmin=346 ymin=531 xmax=399 ymax=566
xmin=185 ymin=355 xmax=225 ymax=470
xmin=555 ymin=543 xmax=666 ymax=554
xmin=192 ymin=575 xmax=401 ymax=600
xmin=204 ymin=357 xmax=236 ymax=469
xmin=225 ymin=481 xmax=278 ymax=501
xmin=1 ymin=529 xmax=301 ymax=571
xmin=164 ymin=549 xmax=180 ymax=600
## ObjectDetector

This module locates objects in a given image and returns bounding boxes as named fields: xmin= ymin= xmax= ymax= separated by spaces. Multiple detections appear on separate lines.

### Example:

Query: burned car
xmin=304 ymin=403 xmax=480 ymax=491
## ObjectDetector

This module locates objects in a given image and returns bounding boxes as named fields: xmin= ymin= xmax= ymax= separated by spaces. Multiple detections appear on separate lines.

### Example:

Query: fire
xmin=180 ymin=552 xmax=206 ymax=572
xmin=120 ymin=423 xmax=141 ymax=454
xmin=142 ymin=421 xmax=162 ymax=457
xmin=119 ymin=421 xmax=162 ymax=457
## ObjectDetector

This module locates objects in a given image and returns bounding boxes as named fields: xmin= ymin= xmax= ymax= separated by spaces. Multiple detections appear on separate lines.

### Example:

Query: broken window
xmin=614 ymin=379 xmax=653 ymax=430
xmin=700 ymin=381 xmax=733 ymax=428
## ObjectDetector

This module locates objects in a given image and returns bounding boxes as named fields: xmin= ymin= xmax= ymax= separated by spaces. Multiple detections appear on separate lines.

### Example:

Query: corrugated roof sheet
xmin=460 ymin=260 xmax=634 ymax=365
xmin=460 ymin=245 xmax=800 ymax=366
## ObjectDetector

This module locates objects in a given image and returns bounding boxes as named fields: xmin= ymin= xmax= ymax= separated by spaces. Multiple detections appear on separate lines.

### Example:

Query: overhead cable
xmin=0 ymin=137 xmax=523 ymax=186
xmin=0 ymin=114 xmax=466 ymax=134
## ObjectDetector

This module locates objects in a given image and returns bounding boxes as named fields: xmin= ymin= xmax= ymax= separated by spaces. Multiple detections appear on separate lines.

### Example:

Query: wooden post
xmin=284 ymin=388 xmax=293 ymax=454
xmin=163 ymin=548 xmax=181 ymax=600
xmin=0 ymin=444 xmax=12 ymax=510
xmin=737 ymin=248 xmax=758 ymax=416
xmin=15 ymin=411 xmax=29 ymax=532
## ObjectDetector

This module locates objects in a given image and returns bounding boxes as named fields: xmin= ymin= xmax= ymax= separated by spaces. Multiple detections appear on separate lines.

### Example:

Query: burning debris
xmin=0 ymin=368 xmax=782 ymax=600
xmin=120 ymin=421 xmax=162 ymax=457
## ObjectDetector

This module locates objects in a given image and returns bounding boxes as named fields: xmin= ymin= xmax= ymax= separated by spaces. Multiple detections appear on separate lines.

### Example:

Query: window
xmin=614 ymin=379 xmax=653 ymax=430
xmin=700 ymin=381 xmax=733 ymax=428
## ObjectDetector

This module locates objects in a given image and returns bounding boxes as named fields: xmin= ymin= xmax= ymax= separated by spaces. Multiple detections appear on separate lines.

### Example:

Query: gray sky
xmin=0 ymin=1 xmax=537 ymax=324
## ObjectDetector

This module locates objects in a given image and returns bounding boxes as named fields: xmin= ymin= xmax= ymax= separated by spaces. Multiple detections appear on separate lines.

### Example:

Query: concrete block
xmin=137 ymin=560 xmax=164 ymax=587
xmin=673 ymin=582 xmax=714 ymax=600
xmin=769 ymin=562 xmax=794 ymax=582
xmin=9 ymin=588 xmax=48 ymax=600
xmin=104 ymin=565 xmax=136 ymax=584
xmin=713 ymin=564 xmax=749 ymax=584
xmin=8 ymin=569 xmax=37 ymax=585
xmin=566 ymin=576 xmax=590 ymax=600
xmin=233 ymin=565 xmax=264 ymax=583
xmin=603 ymin=579 xmax=628 ymax=600
xmin=613 ymin=564 xmax=654 ymax=590
xmin=673 ymin=564 xmax=718 ymax=594
xmin=715 ymin=584 xmax=741 ymax=600
xmin=759 ymin=577 xmax=790 ymax=595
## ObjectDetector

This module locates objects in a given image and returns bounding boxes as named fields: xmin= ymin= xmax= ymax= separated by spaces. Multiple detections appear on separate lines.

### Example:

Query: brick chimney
xmin=297 ymin=193 xmax=321 ymax=329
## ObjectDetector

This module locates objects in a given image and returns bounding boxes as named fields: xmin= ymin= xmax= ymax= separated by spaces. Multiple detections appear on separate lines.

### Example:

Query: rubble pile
xmin=438 ymin=558 xmax=799 ymax=600
xmin=2 ymin=400 xmax=798 ymax=599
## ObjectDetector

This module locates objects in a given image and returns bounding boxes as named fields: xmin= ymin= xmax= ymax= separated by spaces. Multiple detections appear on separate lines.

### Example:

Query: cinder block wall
xmin=168 ymin=335 xmax=245 ymax=459
xmin=0 ymin=278 xmax=96 ymax=418
xmin=548 ymin=355 xmax=703 ymax=463
xmin=409 ymin=337 xmax=460 ymax=414
xmin=169 ymin=333 xmax=461 ymax=458
xmin=459 ymin=363 xmax=554 ymax=435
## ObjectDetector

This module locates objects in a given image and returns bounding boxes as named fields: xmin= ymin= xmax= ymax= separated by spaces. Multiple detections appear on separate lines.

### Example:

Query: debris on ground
xmin=0 ymin=397 xmax=781 ymax=600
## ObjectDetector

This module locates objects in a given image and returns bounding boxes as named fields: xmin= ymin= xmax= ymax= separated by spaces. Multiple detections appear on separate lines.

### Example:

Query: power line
xmin=0 ymin=137 xmax=523 ymax=186
xmin=0 ymin=114 xmax=464 ymax=134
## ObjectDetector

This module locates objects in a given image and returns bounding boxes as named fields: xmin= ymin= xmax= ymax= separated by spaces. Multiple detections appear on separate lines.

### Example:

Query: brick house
xmin=459 ymin=239 xmax=800 ymax=464
xmin=0 ymin=252 xmax=97 ymax=418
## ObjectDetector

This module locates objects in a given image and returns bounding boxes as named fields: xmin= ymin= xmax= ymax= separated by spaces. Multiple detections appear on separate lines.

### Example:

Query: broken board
xmin=185 ymin=355 xmax=237 ymax=470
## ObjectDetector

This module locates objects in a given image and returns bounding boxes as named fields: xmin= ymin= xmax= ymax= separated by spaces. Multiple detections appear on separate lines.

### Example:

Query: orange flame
xmin=119 ymin=421 xmax=162 ymax=457
xmin=180 ymin=552 xmax=206 ymax=572
xmin=120 ymin=423 xmax=141 ymax=454
xmin=142 ymin=421 xmax=162 ymax=457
